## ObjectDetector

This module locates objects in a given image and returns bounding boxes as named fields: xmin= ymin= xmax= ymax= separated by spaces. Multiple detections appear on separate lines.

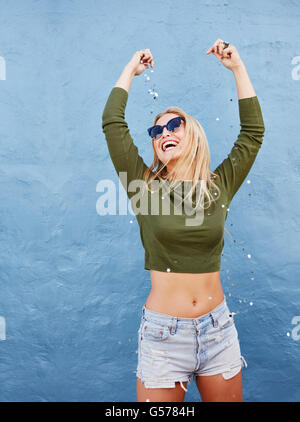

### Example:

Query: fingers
xmin=139 ymin=48 xmax=154 ymax=68
xmin=221 ymin=44 xmax=234 ymax=61
xmin=206 ymin=38 xmax=221 ymax=54
xmin=206 ymin=38 xmax=227 ymax=56
xmin=222 ymin=46 xmax=232 ymax=58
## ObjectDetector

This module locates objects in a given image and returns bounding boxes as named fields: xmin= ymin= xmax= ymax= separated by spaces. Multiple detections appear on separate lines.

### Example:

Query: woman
xmin=102 ymin=39 xmax=265 ymax=402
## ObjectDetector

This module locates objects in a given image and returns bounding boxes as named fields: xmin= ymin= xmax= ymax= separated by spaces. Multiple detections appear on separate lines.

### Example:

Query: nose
xmin=161 ymin=126 xmax=172 ymax=137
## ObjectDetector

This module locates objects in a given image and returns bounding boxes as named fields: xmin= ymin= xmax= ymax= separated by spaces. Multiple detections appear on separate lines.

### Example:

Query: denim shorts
xmin=136 ymin=297 xmax=247 ymax=392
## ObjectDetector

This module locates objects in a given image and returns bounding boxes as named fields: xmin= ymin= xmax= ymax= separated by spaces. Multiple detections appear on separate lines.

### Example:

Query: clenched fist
xmin=206 ymin=39 xmax=243 ymax=71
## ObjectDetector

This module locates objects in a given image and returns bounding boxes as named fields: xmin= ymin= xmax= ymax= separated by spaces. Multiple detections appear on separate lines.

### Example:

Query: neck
xmin=166 ymin=163 xmax=195 ymax=181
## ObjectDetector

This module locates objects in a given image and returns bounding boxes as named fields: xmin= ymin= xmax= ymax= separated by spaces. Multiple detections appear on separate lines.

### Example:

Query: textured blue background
xmin=0 ymin=0 xmax=299 ymax=402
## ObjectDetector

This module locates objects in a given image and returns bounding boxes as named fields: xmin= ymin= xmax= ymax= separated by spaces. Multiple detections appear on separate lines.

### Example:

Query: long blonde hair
xmin=143 ymin=106 xmax=222 ymax=210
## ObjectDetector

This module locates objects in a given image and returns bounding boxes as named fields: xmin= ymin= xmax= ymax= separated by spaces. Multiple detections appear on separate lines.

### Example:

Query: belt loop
xmin=210 ymin=311 xmax=218 ymax=328
xmin=169 ymin=317 xmax=178 ymax=335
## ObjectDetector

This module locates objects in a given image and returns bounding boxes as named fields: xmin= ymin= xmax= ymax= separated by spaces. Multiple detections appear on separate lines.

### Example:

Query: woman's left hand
xmin=206 ymin=39 xmax=243 ymax=71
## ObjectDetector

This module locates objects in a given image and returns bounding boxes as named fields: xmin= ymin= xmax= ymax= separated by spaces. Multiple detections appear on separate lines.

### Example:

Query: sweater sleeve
xmin=213 ymin=96 xmax=265 ymax=203
xmin=101 ymin=86 xmax=150 ymax=199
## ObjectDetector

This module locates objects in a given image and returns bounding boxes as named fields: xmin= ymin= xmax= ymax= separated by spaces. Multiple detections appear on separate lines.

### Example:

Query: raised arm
xmin=206 ymin=39 xmax=265 ymax=202
xmin=101 ymin=50 xmax=154 ymax=199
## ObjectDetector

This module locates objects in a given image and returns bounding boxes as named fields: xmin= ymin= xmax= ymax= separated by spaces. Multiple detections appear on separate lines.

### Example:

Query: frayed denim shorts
xmin=136 ymin=297 xmax=247 ymax=392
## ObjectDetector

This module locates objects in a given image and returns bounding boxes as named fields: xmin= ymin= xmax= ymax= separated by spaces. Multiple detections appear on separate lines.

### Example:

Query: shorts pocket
xmin=216 ymin=308 xmax=235 ymax=329
xmin=140 ymin=320 xmax=172 ymax=379
xmin=205 ymin=307 xmax=236 ymax=346
xmin=141 ymin=319 xmax=170 ymax=341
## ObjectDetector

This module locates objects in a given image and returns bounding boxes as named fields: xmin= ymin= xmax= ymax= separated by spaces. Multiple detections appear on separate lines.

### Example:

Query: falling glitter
xmin=287 ymin=332 xmax=290 ymax=337
xmin=130 ymin=220 xmax=133 ymax=224
xmin=216 ymin=117 xmax=220 ymax=121
xmin=166 ymin=268 xmax=171 ymax=272
xmin=247 ymin=254 xmax=251 ymax=259
xmin=144 ymin=68 xmax=158 ymax=101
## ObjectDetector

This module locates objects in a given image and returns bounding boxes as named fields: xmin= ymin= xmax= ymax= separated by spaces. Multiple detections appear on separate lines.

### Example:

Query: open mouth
xmin=161 ymin=139 xmax=179 ymax=151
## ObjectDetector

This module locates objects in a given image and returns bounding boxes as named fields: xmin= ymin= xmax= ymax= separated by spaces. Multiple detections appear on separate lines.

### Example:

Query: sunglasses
xmin=147 ymin=117 xmax=184 ymax=141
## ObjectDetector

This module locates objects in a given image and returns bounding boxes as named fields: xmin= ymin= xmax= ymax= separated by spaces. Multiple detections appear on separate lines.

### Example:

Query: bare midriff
xmin=145 ymin=270 xmax=224 ymax=318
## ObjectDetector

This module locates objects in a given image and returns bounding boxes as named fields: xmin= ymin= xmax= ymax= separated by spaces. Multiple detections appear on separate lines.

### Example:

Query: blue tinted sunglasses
xmin=147 ymin=117 xmax=184 ymax=141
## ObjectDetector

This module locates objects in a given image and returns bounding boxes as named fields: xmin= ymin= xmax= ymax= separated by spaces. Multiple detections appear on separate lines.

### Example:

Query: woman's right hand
xmin=126 ymin=49 xmax=154 ymax=76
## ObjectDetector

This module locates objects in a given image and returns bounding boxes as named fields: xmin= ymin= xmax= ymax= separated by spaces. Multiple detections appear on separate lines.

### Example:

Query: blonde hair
xmin=142 ymin=106 xmax=231 ymax=239
xmin=143 ymin=106 xmax=222 ymax=209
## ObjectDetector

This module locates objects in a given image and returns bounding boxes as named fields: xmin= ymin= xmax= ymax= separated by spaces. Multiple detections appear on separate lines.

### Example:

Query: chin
xmin=157 ymin=147 xmax=182 ymax=164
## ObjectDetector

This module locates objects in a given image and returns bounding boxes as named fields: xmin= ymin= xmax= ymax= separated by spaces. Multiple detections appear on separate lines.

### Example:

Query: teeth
xmin=162 ymin=140 xmax=178 ymax=151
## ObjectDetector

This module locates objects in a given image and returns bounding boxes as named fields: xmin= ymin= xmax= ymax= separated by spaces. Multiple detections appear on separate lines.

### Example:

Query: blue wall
xmin=0 ymin=0 xmax=299 ymax=402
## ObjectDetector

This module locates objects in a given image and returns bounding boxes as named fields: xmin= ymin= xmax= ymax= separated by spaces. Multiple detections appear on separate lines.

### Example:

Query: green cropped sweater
xmin=101 ymin=87 xmax=265 ymax=273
